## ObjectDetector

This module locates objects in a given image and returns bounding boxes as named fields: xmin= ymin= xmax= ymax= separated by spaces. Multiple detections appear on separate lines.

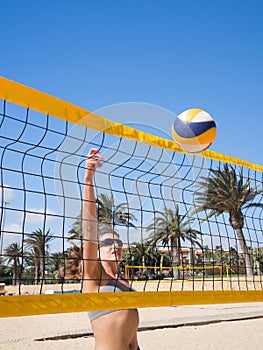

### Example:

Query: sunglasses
xmin=99 ymin=238 xmax=123 ymax=248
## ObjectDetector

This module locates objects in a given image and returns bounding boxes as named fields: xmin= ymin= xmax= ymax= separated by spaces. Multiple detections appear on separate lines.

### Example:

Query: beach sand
xmin=1 ymin=303 xmax=263 ymax=350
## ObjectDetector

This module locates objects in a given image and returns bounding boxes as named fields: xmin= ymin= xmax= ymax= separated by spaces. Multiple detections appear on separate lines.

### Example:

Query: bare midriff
xmin=91 ymin=308 xmax=139 ymax=350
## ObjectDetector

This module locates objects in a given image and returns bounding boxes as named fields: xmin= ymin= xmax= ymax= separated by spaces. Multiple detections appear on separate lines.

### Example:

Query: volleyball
xmin=172 ymin=108 xmax=217 ymax=153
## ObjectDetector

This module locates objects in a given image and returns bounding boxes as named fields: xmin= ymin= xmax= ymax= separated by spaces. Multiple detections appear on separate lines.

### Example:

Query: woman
xmin=82 ymin=148 xmax=140 ymax=350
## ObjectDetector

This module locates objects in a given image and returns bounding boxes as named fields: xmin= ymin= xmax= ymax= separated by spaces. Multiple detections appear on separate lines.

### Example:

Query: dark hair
xmin=98 ymin=224 xmax=119 ymax=238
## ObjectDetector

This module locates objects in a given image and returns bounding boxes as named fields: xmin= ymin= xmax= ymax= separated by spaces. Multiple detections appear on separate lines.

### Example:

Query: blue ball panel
xmin=173 ymin=119 xmax=216 ymax=138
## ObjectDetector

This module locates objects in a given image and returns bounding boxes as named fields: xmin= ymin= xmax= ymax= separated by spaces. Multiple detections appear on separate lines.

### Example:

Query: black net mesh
xmin=1 ymin=99 xmax=263 ymax=296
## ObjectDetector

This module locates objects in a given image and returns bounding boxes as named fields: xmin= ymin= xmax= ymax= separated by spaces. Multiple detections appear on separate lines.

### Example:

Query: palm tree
xmin=123 ymin=242 xmax=149 ymax=279
xmin=49 ymin=251 xmax=66 ymax=272
xmin=228 ymin=247 xmax=240 ymax=267
xmin=255 ymin=247 xmax=263 ymax=274
xmin=68 ymin=193 xmax=137 ymax=241
xmin=213 ymin=245 xmax=229 ymax=267
xmin=128 ymin=242 xmax=146 ymax=267
xmin=194 ymin=164 xmax=263 ymax=277
xmin=4 ymin=242 xmax=22 ymax=285
xmin=0 ymin=256 xmax=12 ymax=284
xmin=25 ymin=228 xmax=54 ymax=284
xmin=147 ymin=205 xmax=202 ymax=279
xmin=68 ymin=213 xmax=82 ymax=240
xmin=24 ymin=247 xmax=40 ymax=284
xmin=202 ymin=245 xmax=214 ymax=265
xmin=46 ymin=251 xmax=66 ymax=283
xmin=97 ymin=193 xmax=137 ymax=228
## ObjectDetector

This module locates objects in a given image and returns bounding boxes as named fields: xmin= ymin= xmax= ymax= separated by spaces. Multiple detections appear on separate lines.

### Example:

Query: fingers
xmin=87 ymin=148 xmax=100 ymax=156
xmin=87 ymin=148 xmax=104 ymax=159
xmin=86 ymin=148 xmax=105 ymax=169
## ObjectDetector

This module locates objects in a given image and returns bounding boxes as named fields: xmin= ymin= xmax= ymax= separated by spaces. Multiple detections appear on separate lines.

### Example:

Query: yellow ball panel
xmin=183 ymin=108 xmax=204 ymax=122
xmin=172 ymin=127 xmax=216 ymax=145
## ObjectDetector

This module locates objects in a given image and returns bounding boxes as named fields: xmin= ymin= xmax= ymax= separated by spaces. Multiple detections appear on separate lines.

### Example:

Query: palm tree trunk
xmin=12 ymin=260 xmax=17 ymax=286
xmin=235 ymin=228 xmax=253 ymax=277
xmin=34 ymin=259 xmax=39 ymax=284
xmin=40 ymin=256 xmax=45 ymax=284
xmin=160 ymin=254 xmax=164 ymax=274
xmin=171 ymin=237 xmax=180 ymax=279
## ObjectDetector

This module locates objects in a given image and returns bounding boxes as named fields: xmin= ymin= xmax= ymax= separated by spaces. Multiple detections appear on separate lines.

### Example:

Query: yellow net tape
xmin=1 ymin=291 xmax=263 ymax=318
xmin=1 ymin=76 xmax=263 ymax=171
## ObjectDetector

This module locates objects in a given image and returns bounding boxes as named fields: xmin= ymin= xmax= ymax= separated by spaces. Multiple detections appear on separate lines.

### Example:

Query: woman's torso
xmin=91 ymin=308 xmax=139 ymax=349
xmin=87 ymin=277 xmax=139 ymax=350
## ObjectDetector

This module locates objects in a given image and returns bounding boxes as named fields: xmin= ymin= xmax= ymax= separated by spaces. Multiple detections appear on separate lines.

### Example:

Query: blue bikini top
xmin=88 ymin=279 xmax=136 ymax=322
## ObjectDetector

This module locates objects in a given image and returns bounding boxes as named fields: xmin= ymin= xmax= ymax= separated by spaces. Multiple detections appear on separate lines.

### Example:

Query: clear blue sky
xmin=1 ymin=0 xmax=263 ymax=165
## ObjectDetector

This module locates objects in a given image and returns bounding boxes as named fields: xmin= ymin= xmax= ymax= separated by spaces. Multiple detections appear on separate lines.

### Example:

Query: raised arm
xmin=82 ymin=148 xmax=104 ymax=290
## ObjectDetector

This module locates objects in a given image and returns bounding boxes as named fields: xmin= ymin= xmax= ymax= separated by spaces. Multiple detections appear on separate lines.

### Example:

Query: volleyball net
xmin=0 ymin=76 xmax=263 ymax=317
